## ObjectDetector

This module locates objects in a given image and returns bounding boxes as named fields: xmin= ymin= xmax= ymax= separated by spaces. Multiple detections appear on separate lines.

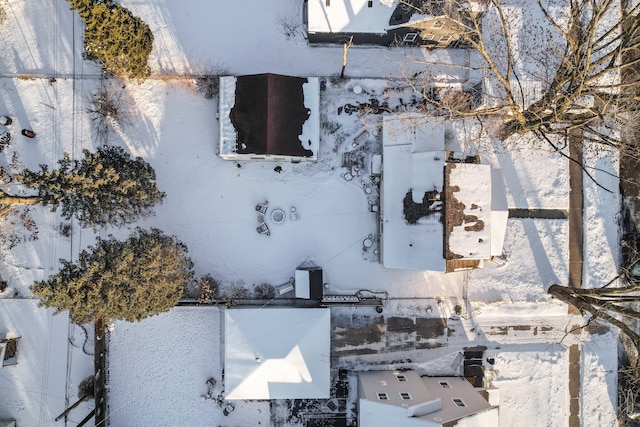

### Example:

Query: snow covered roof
xmin=381 ymin=115 xmax=446 ymax=271
xmin=224 ymin=307 xmax=330 ymax=400
xmin=219 ymin=74 xmax=319 ymax=161
xmin=381 ymin=114 xmax=508 ymax=272
xmin=307 ymin=0 xmax=460 ymax=35
xmin=308 ymin=0 xmax=397 ymax=34
xmin=445 ymin=163 xmax=492 ymax=261
xmin=294 ymin=268 xmax=324 ymax=299
xmin=490 ymin=169 xmax=508 ymax=257
xmin=358 ymin=371 xmax=496 ymax=426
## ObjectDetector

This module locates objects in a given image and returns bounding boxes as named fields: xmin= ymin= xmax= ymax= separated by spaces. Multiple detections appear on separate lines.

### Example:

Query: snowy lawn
xmin=107 ymin=306 xmax=270 ymax=426
xmin=468 ymin=218 xmax=569 ymax=302
xmin=581 ymin=331 xmax=619 ymax=424
xmin=488 ymin=344 xmax=570 ymax=427
xmin=0 ymin=300 xmax=94 ymax=426
xmin=583 ymin=142 xmax=620 ymax=289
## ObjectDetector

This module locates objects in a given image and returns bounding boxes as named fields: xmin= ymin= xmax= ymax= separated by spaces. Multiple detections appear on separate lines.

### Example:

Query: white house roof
xmin=224 ymin=308 xmax=330 ymax=400
xmin=219 ymin=76 xmax=237 ymax=157
xmin=295 ymin=270 xmax=311 ymax=298
xmin=308 ymin=0 xmax=397 ymax=34
xmin=447 ymin=163 xmax=492 ymax=260
xmin=381 ymin=114 xmax=508 ymax=271
xmin=490 ymin=169 xmax=508 ymax=257
xmin=381 ymin=115 xmax=446 ymax=271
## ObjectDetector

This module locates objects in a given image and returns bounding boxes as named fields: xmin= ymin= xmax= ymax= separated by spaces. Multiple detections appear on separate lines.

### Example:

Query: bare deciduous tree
xmin=549 ymin=241 xmax=640 ymax=363
xmin=87 ymin=81 xmax=134 ymax=143
xmin=409 ymin=0 xmax=640 ymax=158
xmin=620 ymin=367 xmax=640 ymax=424
xmin=0 ymin=1 xmax=6 ymax=26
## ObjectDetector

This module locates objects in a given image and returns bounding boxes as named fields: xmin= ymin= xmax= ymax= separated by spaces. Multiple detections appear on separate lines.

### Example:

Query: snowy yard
xmin=0 ymin=0 xmax=623 ymax=426
xmin=107 ymin=306 xmax=271 ymax=426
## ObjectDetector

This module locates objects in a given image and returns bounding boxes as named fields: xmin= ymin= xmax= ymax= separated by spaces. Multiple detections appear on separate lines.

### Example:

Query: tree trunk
xmin=54 ymin=395 xmax=90 ymax=421
xmin=549 ymin=284 xmax=640 ymax=356
xmin=0 ymin=195 xmax=42 ymax=207
xmin=548 ymin=284 xmax=583 ymax=310
xmin=340 ymin=36 xmax=353 ymax=79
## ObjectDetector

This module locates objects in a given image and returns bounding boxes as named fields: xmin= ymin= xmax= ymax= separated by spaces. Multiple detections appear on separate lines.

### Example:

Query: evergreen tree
xmin=1 ymin=146 xmax=165 ymax=228
xmin=68 ymin=0 xmax=153 ymax=80
xmin=31 ymin=228 xmax=194 ymax=323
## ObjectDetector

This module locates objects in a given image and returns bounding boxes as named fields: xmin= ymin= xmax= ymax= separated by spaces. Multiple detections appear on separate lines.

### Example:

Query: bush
xmin=69 ymin=0 xmax=153 ymax=81
xmin=0 ymin=207 xmax=38 ymax=249
xmin=196 ymin=75 xmax=219 ymax=100
xmin=78 ymin=376 xmax=95 ymax=398
xmin=225 ymin=282 xmax=250 ymax=300
xmin=87 ymin=82 xmax=134 ymax=142
xmin=254 ymin=283 xmax=275 ymax=300
xmin=192 ymin=274 xmax=219 ymax=304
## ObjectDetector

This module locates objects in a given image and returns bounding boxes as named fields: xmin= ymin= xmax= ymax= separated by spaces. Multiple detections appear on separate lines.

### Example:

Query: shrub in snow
xmin=0 ymin=206 xmax=38 ymax=249
xmin=0 ymin=131 xmax=10 ymax=148
xmin=78 ymin=376 xmax=95 ymax=398
xmin=87 ymin=82 xmax=134 ymax=143
xmin=192 ymin=274 xmax=220 ymax=304
xmin=195 ymin=75 xmax=220 ymax=100
xmin=254 ymin=283 xmax=275 ymax=300
xmin=193 ymin=64 xmax=228 ymax=99
xmin=224 ymin=282 xmax=250 ymax=300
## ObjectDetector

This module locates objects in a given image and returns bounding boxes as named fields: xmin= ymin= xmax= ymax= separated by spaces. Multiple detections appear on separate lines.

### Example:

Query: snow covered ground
xmin=107 ymin=306 xmax=271 ymax=426
xmin=0 ymin=300 xmax=94 ymax=426
xmin=0 ymin=0 xmax=623 ymax=426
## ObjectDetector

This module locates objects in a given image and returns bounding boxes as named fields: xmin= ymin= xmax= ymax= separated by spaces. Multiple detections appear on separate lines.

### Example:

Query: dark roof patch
xmin=230 ymin=73 xmax=313 ymax=158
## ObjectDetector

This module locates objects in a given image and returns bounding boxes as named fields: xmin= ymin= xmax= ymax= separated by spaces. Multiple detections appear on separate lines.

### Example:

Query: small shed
xmin=294 ymin=267 xmax=324 ymax=299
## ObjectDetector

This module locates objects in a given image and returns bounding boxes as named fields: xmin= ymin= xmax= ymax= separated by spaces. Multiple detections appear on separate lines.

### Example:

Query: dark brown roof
xmin=229 ymin=73 xmax=313 ymax=158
